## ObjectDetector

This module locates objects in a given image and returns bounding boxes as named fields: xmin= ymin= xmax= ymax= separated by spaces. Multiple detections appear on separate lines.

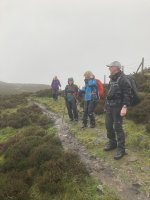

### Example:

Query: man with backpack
xmin=104 ymin=61 xmax=132 ymax=160
xmin=80 ymin=71 xmax=104 ymax=128
xmin=65 ymin=78 xmax=79 ymax=121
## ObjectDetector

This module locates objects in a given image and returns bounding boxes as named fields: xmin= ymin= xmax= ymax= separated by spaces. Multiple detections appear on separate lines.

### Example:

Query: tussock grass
xmin=0 ymin=95 xmax=119 ymax=200
xmin=34 ymin=96 xmax=150 ymax=194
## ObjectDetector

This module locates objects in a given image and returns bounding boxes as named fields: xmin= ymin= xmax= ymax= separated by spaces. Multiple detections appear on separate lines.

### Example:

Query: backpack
xmin=118 ymin=75 xmax=140 ymax=106
xmin=96 ymin=79 xmax=104 ymax=98
xmin=126 ymin=75 xmax=140 ymax=106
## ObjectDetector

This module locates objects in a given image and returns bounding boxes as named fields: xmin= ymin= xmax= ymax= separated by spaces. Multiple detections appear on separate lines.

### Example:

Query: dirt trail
xmin=35 ymin=102 xmax=149 ymax=200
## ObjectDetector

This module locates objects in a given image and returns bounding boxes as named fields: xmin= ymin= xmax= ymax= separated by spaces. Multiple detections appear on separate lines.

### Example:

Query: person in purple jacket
xmin=51 ymin=76 xmax=61 ymax=101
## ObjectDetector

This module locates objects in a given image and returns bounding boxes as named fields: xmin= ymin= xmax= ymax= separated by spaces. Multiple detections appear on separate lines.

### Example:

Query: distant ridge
xmin=0 ymin=81 xmax=50 ymax=95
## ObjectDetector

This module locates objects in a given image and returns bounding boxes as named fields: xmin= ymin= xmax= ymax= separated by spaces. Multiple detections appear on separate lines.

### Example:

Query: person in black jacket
xmin=104 ymin=61 xmax=131 ymax=160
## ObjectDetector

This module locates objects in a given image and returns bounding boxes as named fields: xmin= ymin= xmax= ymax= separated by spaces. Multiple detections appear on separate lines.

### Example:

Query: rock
xmin=92 ymin=139 xmax=101 ymax=145
xmin=129 ymin=182 xmax=142 ymax=195
xmin=132 ymin=183 xmax=142 ymax=189
xmin=94 ymin=163 xmax=105 ymax=172
xmin=90 ymin=155 xmax=96 ymax=160
xmin=146 ymin=192 xmax=150 ymax=198
xmin=128 ymin=156 xmax=138 ymax=162
xmin=129 ymin=186 xmax=140 ymax=195
xmin=124 ymin=150 xmax=128 ymax=155
xmin=141 ymin=166 xmax=150 ymax=172
xmin=96 ymin=184 xmax=104 ymax=195
xmin=129 ymin=183 xmax=141 ymax=194
xmin=62 ymin=134 xmax=68 ymax=137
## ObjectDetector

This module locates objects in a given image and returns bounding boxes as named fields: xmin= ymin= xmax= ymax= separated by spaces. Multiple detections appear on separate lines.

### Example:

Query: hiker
xmin=80 ymin=71 xmax=103 ymax=128
xmin=64 ymin=78 xmax=79 ymax=121
xmin=51 ymin=76 xmax=61 ymax=101
xmin=104 ymin=61 xmax=131 ymax=160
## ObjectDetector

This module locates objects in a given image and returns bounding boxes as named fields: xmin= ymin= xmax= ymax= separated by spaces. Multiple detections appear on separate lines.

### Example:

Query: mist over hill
xmin=0 ymin=81 xmax=50 ymax=95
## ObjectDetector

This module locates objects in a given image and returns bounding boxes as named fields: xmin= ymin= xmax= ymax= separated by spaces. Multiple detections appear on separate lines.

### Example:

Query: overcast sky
xmin=0 ymin=0 xmax=150 ymax=88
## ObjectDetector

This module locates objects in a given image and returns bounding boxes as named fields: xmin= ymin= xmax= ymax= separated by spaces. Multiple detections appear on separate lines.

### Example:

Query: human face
xmin=109 ymin=66 xmax=120 ymax=75
xmin=84 ymin=75 xmax=90 ymax=80
xmin=68 ymin=80 xmax=73 ymax=85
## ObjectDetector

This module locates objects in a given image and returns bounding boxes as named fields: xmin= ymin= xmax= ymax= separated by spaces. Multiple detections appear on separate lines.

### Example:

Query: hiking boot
xmin=114 ymin=149 xmax=126 ymax=160
xmin=104 ymin=142 xmax=117 ymax=151
xmin=90 ymin=124 xmax=95 ymax=128
xmin=74 ymin=118 xmax=78 ymax=122
xmin=70 ymin=118 xmax=74 ymax=122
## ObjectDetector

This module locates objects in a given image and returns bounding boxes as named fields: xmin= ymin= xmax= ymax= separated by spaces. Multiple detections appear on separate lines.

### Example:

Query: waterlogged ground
xmin=33 ymin=96 xmax=150 ymax=199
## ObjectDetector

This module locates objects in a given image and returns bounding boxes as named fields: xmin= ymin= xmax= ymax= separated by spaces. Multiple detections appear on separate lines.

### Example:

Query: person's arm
xmin=58 ymin=80 xmax=61 ymax=88
xmin=64 ymin=86 xmax=68 ymax=100
xmin=51 ymin=80 xmax=54 ymax=88
xmin=74 ymin=85 xmax=79 ymax=97
xmin=78 ymin=86 xmax=85 ymax=97
xmin=80 ymin=86 xmax=86 ymax=92
xmin=120 ymin=78 xmax=131 ymax=116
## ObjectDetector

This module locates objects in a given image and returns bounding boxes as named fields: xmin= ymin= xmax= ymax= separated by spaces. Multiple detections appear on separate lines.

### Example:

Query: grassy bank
xmin=0 ymin=94 xmax=119 ymax=200
xmin=33 ymin=96 xmax=150 ymax=195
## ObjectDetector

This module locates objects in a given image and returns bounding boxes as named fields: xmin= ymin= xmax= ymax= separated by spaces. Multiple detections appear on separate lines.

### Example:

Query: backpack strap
xmin=116 ymin=74 xmax=132 ymax=88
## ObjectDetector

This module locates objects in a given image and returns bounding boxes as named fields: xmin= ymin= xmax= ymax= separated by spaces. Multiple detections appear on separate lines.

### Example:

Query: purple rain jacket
xmin=51 ymin=80 xmax=61 ymax=90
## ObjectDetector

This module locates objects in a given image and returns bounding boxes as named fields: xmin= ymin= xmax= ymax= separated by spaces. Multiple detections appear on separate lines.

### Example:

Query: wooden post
xmin=136 ymin=59 xmax=142 ymax=74
xmin=136 ymin=57 xmax=145 ymax=74
xmin=122 ymin=66 xmax=124 ymax=73
xmin=103 ymin=75 xmax=107 ymax=97
xmin=141 ymin=57 xmax=144 ymax=74
xmin=104 ymin=75 xmax=106 ymax=85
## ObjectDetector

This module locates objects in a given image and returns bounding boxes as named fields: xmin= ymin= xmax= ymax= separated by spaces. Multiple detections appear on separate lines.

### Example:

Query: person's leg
xmin=88 ymin=101 xmax=97 ymax=128
xmin=72 ymin=99 xmax=78 ymax=121
xmin=113 ymin=106 xmax=125 ymax=151
xmin=104 ymin=105 xmax=117 ymax=151
xmin=53 ymin=90 xmax=57 ymax=100
xmin=82 ymin=101 xmax=88 ymax=127
xmin=66 ymin=101 xmax=73 ymax=121
xmin=55 ymin=89 xmax=58 ymax=100
xmin=112 ymin=106 xmax=126 ymax=159
xmin=52 ymin=90 xmax=55 ymax=100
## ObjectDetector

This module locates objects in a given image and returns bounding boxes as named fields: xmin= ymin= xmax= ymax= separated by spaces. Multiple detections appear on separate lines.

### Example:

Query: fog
xmin=0 ymin=0 xmax=150 ymax=88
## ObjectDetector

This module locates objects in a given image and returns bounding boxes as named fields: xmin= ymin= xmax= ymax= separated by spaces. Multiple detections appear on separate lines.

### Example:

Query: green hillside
xmin=31 ymin=68 xmax=150 ymax=199
xmin=0 ymin=69 xmax=149 ymax=200
xmin=0 ymin=94 xmax=118 ymax=200
xmin=0 ymin=81 xmax=50 ymax=95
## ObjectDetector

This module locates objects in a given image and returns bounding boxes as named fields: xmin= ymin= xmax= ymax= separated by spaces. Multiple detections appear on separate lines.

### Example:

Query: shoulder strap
xmin=116 ymin=74 xmax=123 ymax=83
xmin=117 ymin=74 xmax=133 ymax=91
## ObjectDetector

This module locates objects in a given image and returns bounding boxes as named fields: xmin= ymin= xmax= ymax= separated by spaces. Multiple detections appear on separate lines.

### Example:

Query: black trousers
xmin=52 ymin=89 xmax=58 ymax=100
xmin=105 ymin=105 xmax=125 ymax=150
xmin=83 ymin=100 xmax=97 ymax=126
xmin=66 ymin=99 xmax=78 ymax=120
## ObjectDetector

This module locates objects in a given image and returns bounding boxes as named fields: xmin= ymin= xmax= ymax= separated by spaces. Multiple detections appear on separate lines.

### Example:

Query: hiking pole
xmin=73 ymin=94 xmax=81 ymax=120
xmin=62 ymin=99 xmax=67 ymax=124
xmin=62 ymin=105 xmax=66 ymax=124
xmin=77 ymin=100 xmax=80 ymax=112
xmin=73 ymin=94 xmax=80 ymax=111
